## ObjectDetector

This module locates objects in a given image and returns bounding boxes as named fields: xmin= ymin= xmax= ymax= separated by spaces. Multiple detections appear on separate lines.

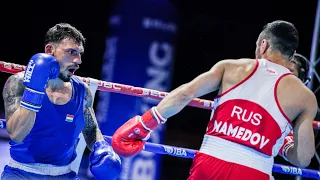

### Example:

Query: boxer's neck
xmin=47 ymin=78 xmax=70 ymax=91
xmin=261 ymin=51 xmax=288 ymax=67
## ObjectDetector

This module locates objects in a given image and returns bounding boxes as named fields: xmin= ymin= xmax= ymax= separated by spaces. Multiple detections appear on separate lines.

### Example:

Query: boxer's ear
xmin=260 ymin=39 xmax=269 ymax=55
xmin=44 ymin=44 xmax=54 ymax=55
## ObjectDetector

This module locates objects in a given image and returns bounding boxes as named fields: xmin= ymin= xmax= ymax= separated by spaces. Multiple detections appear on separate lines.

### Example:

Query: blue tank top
xmin=9 ymin=76 xmax=86 ymax=166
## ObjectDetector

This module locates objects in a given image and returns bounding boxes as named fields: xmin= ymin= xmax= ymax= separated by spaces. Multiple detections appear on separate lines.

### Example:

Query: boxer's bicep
xmin=2 ymin=73 xmax=24 ymax=120
xmin=82 ymin=86 xmax=104 ymax=151
xmin=156 ymin=60 xmax=227 ymax=118
xmin=185 ymin=60 xmax=226 ymax=98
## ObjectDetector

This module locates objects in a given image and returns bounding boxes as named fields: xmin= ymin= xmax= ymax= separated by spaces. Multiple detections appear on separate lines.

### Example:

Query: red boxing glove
xmin=111 ymin=106 xmax=167 ymax=157
xmin=278 ymin=131 xmax=294 ymax=161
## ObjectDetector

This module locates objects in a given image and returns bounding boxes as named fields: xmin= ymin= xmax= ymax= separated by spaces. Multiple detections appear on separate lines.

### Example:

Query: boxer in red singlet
xmin=111 ymin=20 xmax=318 ymax=180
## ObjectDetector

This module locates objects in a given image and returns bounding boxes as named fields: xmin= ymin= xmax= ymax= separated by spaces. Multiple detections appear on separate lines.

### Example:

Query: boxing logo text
xmin=23 ymin=60 xmax=35 ymax=83
xmin=163 ymin=146 xmax=187 ymax=157
xmin=280 ymin=165 xmax=302 ymax=175
xmin=231 ymin=106 xmax=261 ymax=126
xmin=211 ymin=106 xmax=270 ymax=149
xmin=101 ymin=82 xmax=122 ymax=90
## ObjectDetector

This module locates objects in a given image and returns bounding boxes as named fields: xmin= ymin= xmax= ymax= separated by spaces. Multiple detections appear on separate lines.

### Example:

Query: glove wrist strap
xmin=20 ymin=88 xmax=45 ymax=112
xmin=280 ymin=136 xmax=294 ymax=162
xmin=141 ymin=106 xmax=167 ymax=130
xmin=282 ymin=143 xmax=294 ymax=161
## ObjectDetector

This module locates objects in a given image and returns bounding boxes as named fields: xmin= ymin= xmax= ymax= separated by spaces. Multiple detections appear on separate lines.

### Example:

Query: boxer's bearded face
xmin=45 ymin=38 xmax=83 ymax=82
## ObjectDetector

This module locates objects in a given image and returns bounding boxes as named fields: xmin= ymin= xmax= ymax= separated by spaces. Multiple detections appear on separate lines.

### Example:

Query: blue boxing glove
xmin=20 ymin=53 xmax=60 ymax=112
xmin=89 ymin=140 xmax=122 ymax=180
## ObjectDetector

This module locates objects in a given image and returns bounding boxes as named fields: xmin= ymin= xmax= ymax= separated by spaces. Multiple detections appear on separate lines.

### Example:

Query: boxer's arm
xmin=82 ymin=85 xmax=104 ymax=151
xmin=156 ymin=59 xmax=227 ymax=118
xmin=286 ymin=90 xmax=317 ymax=168
xmin=2 ymin=73 xmax=36 ymax=142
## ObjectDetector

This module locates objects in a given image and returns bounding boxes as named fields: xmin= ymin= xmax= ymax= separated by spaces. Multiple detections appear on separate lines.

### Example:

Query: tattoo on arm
xmin=82 ymin=86 xmax=103 ymax=150
xmin=2 ymin=73 xmax=25 ymax=120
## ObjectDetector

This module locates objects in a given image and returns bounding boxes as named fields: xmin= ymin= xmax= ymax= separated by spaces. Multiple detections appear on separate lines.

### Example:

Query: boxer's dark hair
xmin=291 ymin=53 xmax=310 ymax=83
xmin=259 ymin=20 xmax=299 ymax=59
xmin=44 ymin=23 xmax=86 ymax=46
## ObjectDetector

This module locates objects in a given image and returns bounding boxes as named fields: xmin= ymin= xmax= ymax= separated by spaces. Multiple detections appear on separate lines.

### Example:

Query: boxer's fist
xmin=278 ymin=131 xmax=294 ymax=161
xmin=111 ymin=115 xmax=151 ymax=157
xmin=112 ymin=107 xmax=167 ymax=157
xmin=20 ymin=53 xmax=60 ymax=112
xmin=89 ymin=141 xmax=121 ymax=180
xmin=23 ymin=53 xmax=60 ymax=91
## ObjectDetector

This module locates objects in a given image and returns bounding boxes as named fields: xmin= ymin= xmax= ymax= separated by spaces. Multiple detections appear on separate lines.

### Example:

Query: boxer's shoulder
xmin=217 ymin=58 xmax=256 ymax=74
xmin=217 ymin=58 xmax=256 ymax=67
xmin=277 ymin=73 xmax=317 ymax=115
xmin=278 ymin=73 xmax=311 ymax=94
xmin=6 ymin=71 xmax=25 ymax=83
xmin=83 ymin=83 xmax=94 ymax=108
xmin=3 ymin=72 xmax=25 ymax=96
xmin=3 ymin=72 xmax=25 ymax=120
xmin=71 ymin=75 xmax=85 ymax=86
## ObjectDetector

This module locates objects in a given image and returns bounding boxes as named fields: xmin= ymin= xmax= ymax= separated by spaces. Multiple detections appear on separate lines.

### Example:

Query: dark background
xmin=0 ymin=0 xmax=319 ymax=179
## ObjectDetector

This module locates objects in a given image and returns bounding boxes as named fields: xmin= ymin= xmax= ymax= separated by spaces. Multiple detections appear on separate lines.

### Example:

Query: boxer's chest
xmin=45 ymin=84 xmax=73 ymax=105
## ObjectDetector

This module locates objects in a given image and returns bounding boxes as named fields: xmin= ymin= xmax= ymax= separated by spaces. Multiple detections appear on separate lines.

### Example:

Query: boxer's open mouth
xmin=67 ymin=67 xmax=78 ymax=75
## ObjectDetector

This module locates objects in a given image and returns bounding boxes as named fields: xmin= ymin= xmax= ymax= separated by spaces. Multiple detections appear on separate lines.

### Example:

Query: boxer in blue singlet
xmin=1 ymin=23 xmax=121 ymax=180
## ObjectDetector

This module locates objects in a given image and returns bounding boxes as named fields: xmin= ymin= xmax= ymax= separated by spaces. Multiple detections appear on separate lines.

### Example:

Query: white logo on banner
xmin=142 ymin=17 xmax=177 ymax=33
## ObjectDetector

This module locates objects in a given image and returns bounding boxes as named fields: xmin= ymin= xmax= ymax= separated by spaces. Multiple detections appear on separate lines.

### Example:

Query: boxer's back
xmin=219 ymin=58 xmax=310 ymax=123
xmin=205 ymin=58 xmax=295 ymax=156
xmin=197 ymin=58 xmax=312 ymax=175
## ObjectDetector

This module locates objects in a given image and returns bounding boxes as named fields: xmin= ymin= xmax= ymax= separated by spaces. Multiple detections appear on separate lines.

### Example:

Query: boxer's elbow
xmin=7 ymin=125 xmax=24 ymax=143
xmin=9 ymin=132 xmax=25 ymax=143
xmin=6 ymin=108 xmax=36 ymax=143
xmin=6 ymin=122 xmax=22 ymax=143
xmin=7 ymin=120 xmax=32 ymax=143
xmin=295 ymin=149 xmax=314 ymax=168
xmin=295 ymin=158 xmax=312 ymax=168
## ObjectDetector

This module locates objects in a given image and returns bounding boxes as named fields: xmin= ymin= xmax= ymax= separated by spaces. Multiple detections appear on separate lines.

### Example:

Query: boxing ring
xmin=1 ymin=61 xmax=320 ymax=179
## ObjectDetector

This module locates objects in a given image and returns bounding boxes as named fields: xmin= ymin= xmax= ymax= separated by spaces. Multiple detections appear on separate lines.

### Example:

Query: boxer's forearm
xmin=286 ymin=145 xmax=312 ymax=168
xmin=156 ymin=84 xmax=194 ymax=119
xmin=156 ymin=62 xmax=225 ymax=119
xmin=82 ymin=107 xmax=104 ymax=151
xmin=82 ymin=86 xmax=104 ymax=151
xmin=6 ymin=107 xmax=36 ymax=142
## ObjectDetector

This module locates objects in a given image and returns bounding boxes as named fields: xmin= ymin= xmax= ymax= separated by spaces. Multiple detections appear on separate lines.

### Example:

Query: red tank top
xmin=206 ymin=59 xmax=293 ymax=157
